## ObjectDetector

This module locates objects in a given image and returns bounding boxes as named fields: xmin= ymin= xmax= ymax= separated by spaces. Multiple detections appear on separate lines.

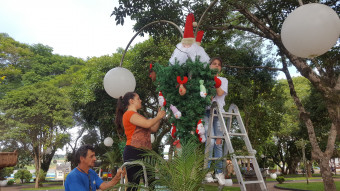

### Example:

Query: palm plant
xmin=100 ymin=150 xmax=123 ymax=178
xmin=140 ymin=139 xmax=211 ymax=191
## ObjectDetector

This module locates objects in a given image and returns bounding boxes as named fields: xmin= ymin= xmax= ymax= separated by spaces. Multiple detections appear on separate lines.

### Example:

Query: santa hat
xmin=181 ymin=13 xmax=197 ymax=45
xmin=196 ymin=30 xmax=204 ymax=46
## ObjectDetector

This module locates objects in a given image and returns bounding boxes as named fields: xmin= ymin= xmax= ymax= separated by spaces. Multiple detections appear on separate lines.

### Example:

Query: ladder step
xmin=210 ymin=136 xmax=225 ymax=139
xmin=207 ymin=157 xmax=225 ymax=161
xmin=243 ymin=180 xmax=265 ymax=185
xmin=222 ymin=112 xmax=239 ymax=116
xmin=233 ymin=156 xmax=255 ymax=159
xmin=229 ymin=133 xmax=246 ymax=136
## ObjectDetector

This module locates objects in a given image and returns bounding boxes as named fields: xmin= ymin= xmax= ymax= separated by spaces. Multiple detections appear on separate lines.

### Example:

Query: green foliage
xmin=0 ymin=167 xmax=13 ymax=180
xmin=276 ymin=176 xmax=285 ymax=184
xmin=153 ymin=58 xmax=216 ymax=141
xmin=37 ymin=169 xmax=46 ymax=183
xmin=7 ymin=179 xmax=15 ymax=185
xmin=141 ymin=139 xmax=210 ymax=191
xmin=14 ymin=169 xmax=32 ymax=184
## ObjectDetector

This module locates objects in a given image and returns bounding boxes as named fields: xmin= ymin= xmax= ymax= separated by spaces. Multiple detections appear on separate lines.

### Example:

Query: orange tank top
xmin=123 ymin=110 xmax=152 ymax=150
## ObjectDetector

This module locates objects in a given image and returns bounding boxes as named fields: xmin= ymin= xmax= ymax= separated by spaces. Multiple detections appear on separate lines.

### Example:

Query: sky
xmin=0 ymin=0 xmax=148 ymax=59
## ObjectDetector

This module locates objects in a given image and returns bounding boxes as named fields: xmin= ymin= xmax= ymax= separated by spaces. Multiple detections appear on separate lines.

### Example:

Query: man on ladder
xmin=203 ymin=57 xmax=229 ymax=186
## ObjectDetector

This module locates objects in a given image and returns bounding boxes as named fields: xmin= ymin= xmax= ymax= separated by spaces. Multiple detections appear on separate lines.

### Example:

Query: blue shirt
xmin=65 ymin=168 xmax=103 ymax=191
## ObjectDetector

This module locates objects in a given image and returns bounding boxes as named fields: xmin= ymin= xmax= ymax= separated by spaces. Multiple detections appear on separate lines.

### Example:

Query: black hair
xmin=115 ymin=92 xmax=136 ymax=131
xmin=75 ymin=144 xmax=95 ymax=164
xmin=209 ymin=57 xmax=223 ymax=67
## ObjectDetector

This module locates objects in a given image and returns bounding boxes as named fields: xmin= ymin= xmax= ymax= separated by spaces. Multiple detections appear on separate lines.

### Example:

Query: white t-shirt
xmin=169 ymin=43 xmax=210 ymax=65
xmin=208 ymin=76 xmax=228 ymax=112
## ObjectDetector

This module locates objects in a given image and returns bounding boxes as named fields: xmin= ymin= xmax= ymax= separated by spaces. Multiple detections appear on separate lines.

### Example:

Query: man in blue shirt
xmin=65 ymin=144 xmax=125 ymax=191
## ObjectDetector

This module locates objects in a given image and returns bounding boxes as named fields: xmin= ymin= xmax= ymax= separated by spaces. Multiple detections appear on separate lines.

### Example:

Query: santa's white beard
xmin=169 ymin=43 xmax=210 ymax=65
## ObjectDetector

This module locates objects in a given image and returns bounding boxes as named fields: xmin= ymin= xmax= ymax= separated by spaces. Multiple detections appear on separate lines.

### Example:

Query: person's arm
xmin=150 ymin=120 xmax=161 ymax=133
xmin=215 ymin=77 xmax=228 ymax=96
xmin=99 ymin=168 xmax=126 ymax=190
xmin=130 ymin=108 xmax=165 ymax=129
xmin=216 ymin=87 xmax=225 ymax=96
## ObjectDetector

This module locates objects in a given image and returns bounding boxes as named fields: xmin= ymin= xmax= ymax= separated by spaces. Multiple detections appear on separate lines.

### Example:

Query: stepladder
xmin=118 ymin=161 xmax=149 ymax=191
xmin=204 ymin=101 xmax=267 ymax=191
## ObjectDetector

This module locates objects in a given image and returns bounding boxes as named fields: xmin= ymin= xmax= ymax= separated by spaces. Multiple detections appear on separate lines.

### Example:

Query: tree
xmin=111 ymin=1 xmax=339 ymax=189
xmin=69 ymin=38 xmax=175 ymax=155
xmin=0 ymin=82 xmax=73 ymax=188
xmin=0 ymin=167 xmax=13 ymax=180
xmin=14 ymin=169 xmax=32 ymax=184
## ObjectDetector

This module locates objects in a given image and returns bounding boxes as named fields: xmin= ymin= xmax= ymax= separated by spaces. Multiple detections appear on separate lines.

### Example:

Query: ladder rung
xmin=210 ymin=136 xmax=225 ymax=139
xmin=222 ymin=112 xmax=239 ymax=116
xmin=229 ymin=133 xmax=246 ymax=136
xmin=243 ymin=180 xmax=265 ymax=185
xmin=207 ymin=157 xmax=225 ymax=161
xmin=233 ymin=156 xmax=255 ymax=159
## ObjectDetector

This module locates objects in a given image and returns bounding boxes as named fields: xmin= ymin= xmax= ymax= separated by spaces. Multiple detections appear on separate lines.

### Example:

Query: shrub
xmin=7 ymin=180 xmax=14 ymax=185
xmin=14 ymin=169 xmax=32 ymax=183
xmin=276 ymin=176 xmax=285 ymax=184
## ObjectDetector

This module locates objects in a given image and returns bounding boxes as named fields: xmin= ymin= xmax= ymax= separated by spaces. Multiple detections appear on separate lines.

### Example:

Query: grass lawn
xmin=203 ymin=185 xmax=240 ymax=191
xmin=22 ymin=186 xmax=64 ymax=190
xmin=275 ymin=181 xmax=340 ymax=191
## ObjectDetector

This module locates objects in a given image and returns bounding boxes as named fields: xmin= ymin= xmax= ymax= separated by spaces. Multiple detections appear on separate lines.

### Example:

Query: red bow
xmin=177 ymin=76 xmax=188 ymax=84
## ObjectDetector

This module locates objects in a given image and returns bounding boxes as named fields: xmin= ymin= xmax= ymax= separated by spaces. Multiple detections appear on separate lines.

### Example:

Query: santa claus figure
xmin=169 ymin=13 xmax=210 ymax=65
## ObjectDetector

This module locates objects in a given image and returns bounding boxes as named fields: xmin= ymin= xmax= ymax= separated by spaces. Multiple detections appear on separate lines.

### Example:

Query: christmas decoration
xmin=153 ymin=59 xmax=217 ymax=142
xmin=171 ymin=123 xmax=177 ymax=139
xmin=199 ymin=80 xmax=207 ymax=98
xmin=169 ymin=13 xmax=210 ymax=65
xmin=196 ymin=119 xmax=206 ymax=143
xmin=214 ymin=76 xmax=222 ymax=88
xmin=196 ymin=31 xmax=204 ymax=46
xmin=170 ymin=104 xmax=182 ymax=119
xmin=177 ymin=76 xmax=188 ymax=96
xmin=152 ymin=13 xmax=217 ymax=142
xmin=158 ymin=91 xmax=166 ymax=107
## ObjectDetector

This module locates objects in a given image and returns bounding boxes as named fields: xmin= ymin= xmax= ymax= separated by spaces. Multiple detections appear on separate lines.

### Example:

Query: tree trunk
xmin=41 ymin=150 xmax=56 ymax=172
xmin=307 ymin=161 xmax=312 ymax=178
xmin=320 ymin=157 xmax=336 ymax=191
xmin=34 ymin=153 xmax=40 ymax=188
xmin=287 ymin=158 xmax=299 ymax=175
xmin=282 ymin=58 xmax=336 ymax=190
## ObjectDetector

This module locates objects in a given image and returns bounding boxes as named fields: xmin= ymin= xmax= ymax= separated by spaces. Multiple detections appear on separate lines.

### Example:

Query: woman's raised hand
xmin=157 ymin=107 xmax=166 ymax=119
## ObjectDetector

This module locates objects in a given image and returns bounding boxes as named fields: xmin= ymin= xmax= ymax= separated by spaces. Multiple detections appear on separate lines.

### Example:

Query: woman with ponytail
xmin=115 ymin=92 xmax=165 ymax=191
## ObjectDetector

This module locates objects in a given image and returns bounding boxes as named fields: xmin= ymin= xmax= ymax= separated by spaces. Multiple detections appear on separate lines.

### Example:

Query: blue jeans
xmin=204 ymin=110 xmax=223 ymax=174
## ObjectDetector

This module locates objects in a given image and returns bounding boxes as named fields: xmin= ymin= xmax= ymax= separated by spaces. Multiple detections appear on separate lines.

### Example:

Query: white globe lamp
xmin=104 ymin=137 xmax=114 ymax=147
xmin=103 ymin=67 xmax=136 ymax=99
xmin=281 ymin=3 xmax=340 ymax=58
xmin=270 ymin=173 xmax=277 ymax=179
xmin=225 ymin=179 xmax=233 ymax=186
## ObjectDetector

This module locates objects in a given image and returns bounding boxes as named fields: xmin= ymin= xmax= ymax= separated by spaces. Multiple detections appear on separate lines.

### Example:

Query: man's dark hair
xmin=75 ymin=144 xmax=95 ymax=164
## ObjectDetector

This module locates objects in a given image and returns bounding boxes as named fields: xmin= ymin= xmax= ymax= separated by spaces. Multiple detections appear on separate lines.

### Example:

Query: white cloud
xmin=0 ymin=0 xmax=148 ymax=59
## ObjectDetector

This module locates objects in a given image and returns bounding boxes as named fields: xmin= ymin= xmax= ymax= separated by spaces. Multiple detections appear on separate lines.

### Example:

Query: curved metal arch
xmin=119 ymin=20 xmax=183 ymax=67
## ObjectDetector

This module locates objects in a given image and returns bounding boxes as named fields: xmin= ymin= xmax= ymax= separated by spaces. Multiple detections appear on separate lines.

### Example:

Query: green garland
xmin=153 ymin=58 xmax=217 ymax=142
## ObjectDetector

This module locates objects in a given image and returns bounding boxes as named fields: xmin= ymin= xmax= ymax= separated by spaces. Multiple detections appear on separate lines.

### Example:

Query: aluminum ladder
xmin=204 ymin=101 xmax=267 ymax=191
xmin=118 ymin=161 xmax=148 ymax=191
